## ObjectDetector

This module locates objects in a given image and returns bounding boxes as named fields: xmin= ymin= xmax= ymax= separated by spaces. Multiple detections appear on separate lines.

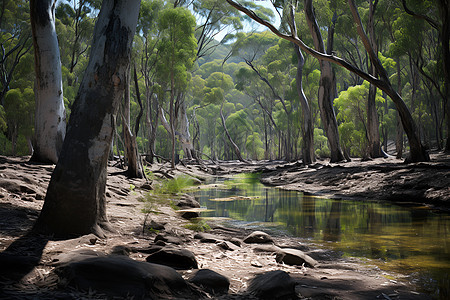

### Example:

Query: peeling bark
xmin=30 ymin=0 xmax=66 ymax=164
xmin=34 ymin=0 xmax=141 ymax=237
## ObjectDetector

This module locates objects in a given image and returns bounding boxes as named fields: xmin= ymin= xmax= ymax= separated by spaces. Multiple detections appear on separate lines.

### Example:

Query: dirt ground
xmin=0 ymin=153 xmax=449 ymax=299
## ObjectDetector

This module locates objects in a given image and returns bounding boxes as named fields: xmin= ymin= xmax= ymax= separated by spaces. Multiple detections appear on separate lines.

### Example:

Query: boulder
xmin=247 ymin=270 xmax=297 ymax=300
xmin=146 ymin=246 xmax=198 ymax=270
xmin=189 ymin=269 xmax=230 ymax=295
xmin=55 ymin=255 xmax=194 ymax=299
xmin=243 ymin=231 xmax=274 ymax=244
xmin=275 ymin=248 xmax=318 ymax=268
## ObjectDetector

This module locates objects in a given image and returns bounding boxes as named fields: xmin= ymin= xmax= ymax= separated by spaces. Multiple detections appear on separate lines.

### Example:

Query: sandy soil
xmin=1 ymin=154 xmax=448 ymax=299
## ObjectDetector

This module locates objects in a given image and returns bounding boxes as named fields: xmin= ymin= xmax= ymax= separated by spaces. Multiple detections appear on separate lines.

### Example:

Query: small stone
xmin=251 ymin=260 xmax=263 ymax=268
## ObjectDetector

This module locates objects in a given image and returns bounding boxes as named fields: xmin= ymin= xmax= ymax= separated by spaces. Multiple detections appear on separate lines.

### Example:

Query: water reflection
xmin=193 ymin=175 xmax=450 ymax=297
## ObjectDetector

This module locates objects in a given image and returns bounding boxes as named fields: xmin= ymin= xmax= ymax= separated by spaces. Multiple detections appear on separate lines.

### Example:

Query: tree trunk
xmin=293 ymin=43 xmax=314 ymax=164
xmin=34 ymin=0 xmax=141 ymax=237
xmin=220 ymin=103 xmax=247 ymax=163
xmin=122 ymin=112 xmax=143 ymax=178
xmin=225 ymin=0 xmax=428 ymax=162
xmin=178 ymin=99 xmax=196 ymax=160
xmin=347 ymin=0 xmax=428 ymax=163
xmin=440 ymin=0 xmax=450 ymax=152
xmin=30 ymin=0 xmax=66 ymax=164
xmin=123 ymin=69 xmax=142 ymax=178
xmin=304 ymin=0 xmax=344 ymax=163
xmin=366 ymin=0 xmax=386 ymax=158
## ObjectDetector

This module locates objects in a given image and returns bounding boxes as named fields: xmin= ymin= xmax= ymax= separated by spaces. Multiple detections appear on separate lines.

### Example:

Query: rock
xmin=34 ymin=193 xmax=43 ymax=200
xmin=181 ymin=210 xmax=200 ymax=219
xmin=140 ymin=182 xmax=153 ymax=190
xmin=52 ymin=249 xmax=106 ymax=266
xmin=154 ymin=234 xmax=182 ymax=245
xmin=194 ymin=232 xmax=222 ymax=243
xmin=111 ymin=245 xmax=131 ymax=256
xmin=275 ymin=248 xmax=318 ymax=268
xmin=189 ymin=269 xmax=230 ymax=295
xmin=252 ymin=244 xmax=282 ymax=253
xmin=146 ymin=246 xmax=198 ymax=270
xmin=243 ymin=231 xmax=274 ymax=244
xmin=147 ymin=219 xmax=165 ymax=231
xmin=216 ymin=241 xmax=239 ymax=251
xmin=175 ymin=194 xmax=200 ymax=208
xmin=247 ymin=270 xmax=297 ymax=300
xmin=133 ymin=245 xmax=163 ymax=254
xmin=251 ymin=260 xmax=263 ymax=268
xmin=55 ymin=255 xmax=193 ymax=299
xmin=228 ymin=237 xmax=243 ymax=247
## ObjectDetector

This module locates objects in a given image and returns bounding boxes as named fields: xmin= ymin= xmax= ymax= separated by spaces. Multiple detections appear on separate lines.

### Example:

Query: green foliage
xmin=156 ymin=7 xmax=197 ymax=91
xmin=246 ymin=133 xmax=264 ymax=160
xmin=314 ymin=128 xmax=330 ymax=158
xmin=184 ymin=218 xmax=211 ymax=232
xmin=152 ymin=175 xmax=195 ymax=195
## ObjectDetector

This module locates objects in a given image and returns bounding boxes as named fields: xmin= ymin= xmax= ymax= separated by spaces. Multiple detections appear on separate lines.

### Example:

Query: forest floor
xmin=0 ymin=153 xmax=449 ymax=299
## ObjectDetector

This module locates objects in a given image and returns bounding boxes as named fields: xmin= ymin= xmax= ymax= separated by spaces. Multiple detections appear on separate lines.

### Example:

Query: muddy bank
xmin=0 ymin=155 xmax=445 ymax=299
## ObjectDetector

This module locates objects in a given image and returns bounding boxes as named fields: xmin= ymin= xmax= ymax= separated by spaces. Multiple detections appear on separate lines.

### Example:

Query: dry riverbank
xmin=1 ymin=154 xmax=448 ymax=299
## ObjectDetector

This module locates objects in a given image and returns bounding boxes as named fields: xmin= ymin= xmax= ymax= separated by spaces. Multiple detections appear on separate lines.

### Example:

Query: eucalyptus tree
xmin=134 ymin=0 xmax=163 ymax=163
xmin=335 ymin=81 xmax=385 ymax=157
xmin=235 ymin=64 xmax=279 ymax=159
xmin=30 ymin=0 xmax=67 ymax=164
xmin=225 ymin=0 xmax=429 ymax=163
xmin=0 ymin=0 xmax=32 ymax=106
xmin=400 ymin=0 xmax=450 ymax=152
xmin=302 ymin=0 xmax=345 ymax=162
xmin=55 ymin=1 xmax=97 ymax=82
xmin=203 ymin=71 xmax=248 ymax=161
xmin=155 ymin=6 xmax=197 ymax=167
xmin=34 ymin=0 xmax=141 ymax=237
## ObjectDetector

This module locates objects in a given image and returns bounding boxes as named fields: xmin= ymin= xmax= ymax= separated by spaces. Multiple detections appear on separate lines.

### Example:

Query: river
xmin=193 ymin=174 xmax=450 ymax=298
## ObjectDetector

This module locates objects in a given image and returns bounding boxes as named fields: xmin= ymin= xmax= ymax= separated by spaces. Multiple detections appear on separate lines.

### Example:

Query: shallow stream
xmin=193 ymin=174 xmax=450 ymax=298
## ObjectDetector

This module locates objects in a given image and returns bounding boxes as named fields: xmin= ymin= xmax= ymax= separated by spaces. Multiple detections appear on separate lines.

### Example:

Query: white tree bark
xmin=30 ymin=0 xmax=66 ymax=164
xmin=34 ymin=0 xmax=141 ymax=237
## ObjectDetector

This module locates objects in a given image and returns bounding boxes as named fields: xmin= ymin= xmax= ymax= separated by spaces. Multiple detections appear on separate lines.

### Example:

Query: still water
xmin=193 ymin=174 xmax=450 ymax=297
